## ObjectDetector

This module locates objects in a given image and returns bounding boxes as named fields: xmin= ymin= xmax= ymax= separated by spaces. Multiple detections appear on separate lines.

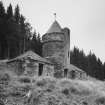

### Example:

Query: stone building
xmin=4 ymin=19 xmax=87 ymax=80
xmin=42 ymin=20 xmax=87 ymax=79
xmin=42 ymin=20 xmax=70 ymax=71
xmin=7 ymin=51 xmax=54 ymax=77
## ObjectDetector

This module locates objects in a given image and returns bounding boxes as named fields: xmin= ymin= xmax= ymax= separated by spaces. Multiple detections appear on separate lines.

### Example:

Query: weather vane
xmin=54 ymin=13 xmax=56 ymax=20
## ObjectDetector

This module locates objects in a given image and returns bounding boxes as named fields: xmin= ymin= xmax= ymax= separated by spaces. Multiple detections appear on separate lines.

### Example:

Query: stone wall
xmin=7 ymin=59 xmax=54 ymax=78
xmin=67 ymin=70 xmax=87 ymax=80
xmin=23 ymin=62 xmax=39 ymax=77
xmin=43 ymin=64 xmax=54 ymax=76
xmin=42 ymin=41 xmax=64 ymax=57
xmin=42 ymin=33 xmax=64 ymax=43
xmin=42 ymin=28 xmax=71 ymax=73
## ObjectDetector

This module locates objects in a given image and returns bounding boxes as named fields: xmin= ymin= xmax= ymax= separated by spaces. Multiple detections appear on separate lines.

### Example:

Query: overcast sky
xmin=3 ymin=0 xmax=105 ymax=62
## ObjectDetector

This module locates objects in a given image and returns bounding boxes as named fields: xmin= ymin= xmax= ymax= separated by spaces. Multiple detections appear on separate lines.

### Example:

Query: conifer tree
xmin=14 ymin=5 xmax=20 ymax=24
xmin=36 ymin=33 xmax=42 ymax=56
xmin=0 ymin=1 xmax=6 ymax=59
xmin=20 ymin=15 xmax=26 ymax=53
xmin=0 ymin=1 xmax=5 ymax=18
xmin=7 ymin=4 xmax=13 ymax=19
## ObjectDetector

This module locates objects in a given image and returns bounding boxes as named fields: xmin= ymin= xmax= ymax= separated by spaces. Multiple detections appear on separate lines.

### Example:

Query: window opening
xmin=39 ymin=63 xmax=43 ymax=76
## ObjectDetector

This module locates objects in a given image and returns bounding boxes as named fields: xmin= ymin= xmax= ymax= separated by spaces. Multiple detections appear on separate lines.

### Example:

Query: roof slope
xmin=46 ymin=20 xmax=62 ymax=34
xmin=68 ymin=64 xmax=85 ymax=73
xmin=7 ymin=51 xmax=52 ymax=64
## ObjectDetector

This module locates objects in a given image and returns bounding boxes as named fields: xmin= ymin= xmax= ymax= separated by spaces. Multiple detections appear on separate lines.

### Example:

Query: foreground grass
xmin=0 ymin=75 xmax=105 ymax=105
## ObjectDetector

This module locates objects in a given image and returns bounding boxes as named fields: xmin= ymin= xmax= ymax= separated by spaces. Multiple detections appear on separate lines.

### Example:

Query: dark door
xmin=64 ymin=69 xmax=68 ymax=77
xmin=39 ymin=63 xmax=43 ymax=76
xmin=71 ymin=70 xmax=75 ymax=79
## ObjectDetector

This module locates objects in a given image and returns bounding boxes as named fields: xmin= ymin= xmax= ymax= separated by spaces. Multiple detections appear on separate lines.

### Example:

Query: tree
xmin=20 ymin=15 xmax=26 ymax=53
xmin=70 ymin=47 xmax=105 ymax=80
xmin=7 ymin=4 xmax=13 ymax=19
xmin=0 ymin=1 xmax=5 ymax=18
xmin=36 ymin=33 xmax=42 ymax=56
xmin=70 ymin=47 xmax=80 ymax=67
xmin=14 ymin=5 xmax=20 ymax=24
xmin=0 ymin=1 xmax=6 ymax=59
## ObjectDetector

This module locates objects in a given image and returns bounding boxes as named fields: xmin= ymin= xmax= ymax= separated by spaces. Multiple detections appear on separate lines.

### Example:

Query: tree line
xmin=70 ymin=47 xmax=105 ymax=80
xmin=0 ymin=2 xmax=105 ymax=80
xmin=0 ymin=1 xmax=42 ymax=59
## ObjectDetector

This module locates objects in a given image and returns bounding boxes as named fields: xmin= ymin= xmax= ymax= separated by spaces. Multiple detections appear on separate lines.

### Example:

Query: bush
xmin=82 ymin=101 xmax=88 ymax=105
xmin=10 ymin=92 xmax=23 ymax=97
xmin=95 ymin=97 xmax=105 ymax=105
xmin=0 ymin=100 xmax=4 ymax=105
xmin=62 ymin=88 xmax=69 ymax=96
xmin=70 ymin=87 xmax=79 ymax=95
xmin=19 ymin=77 xmax=31 ymax=83
xmin=0 ymin=73 xmax=10 ymax=81
xmin=36 ymin=79 xmax=47 ymax=87
xmin=46 ymin=88 xmax=52 ymax=92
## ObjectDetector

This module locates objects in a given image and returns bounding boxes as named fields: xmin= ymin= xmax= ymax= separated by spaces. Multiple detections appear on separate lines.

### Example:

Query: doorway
xmin=38 ymin=63 xmax=43 ymax=76
xmin=71 ymin=70 xmax=76 ymax=79
xmin=64 ymin=69 xmax=68 ymax=77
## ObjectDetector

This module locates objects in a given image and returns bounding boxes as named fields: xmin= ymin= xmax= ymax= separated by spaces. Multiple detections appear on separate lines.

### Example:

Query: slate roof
xmin=67 ymin=64 xmax=85 ymax=73
xmin=7 ymin=51 xmax=52 ymax=64
xmin=46 ymin=20 xmax=62 ymax=34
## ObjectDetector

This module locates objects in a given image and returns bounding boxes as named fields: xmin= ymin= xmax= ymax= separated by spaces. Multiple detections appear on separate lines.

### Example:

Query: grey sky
xmin=3 ymin=0 xmax=105 ymax=62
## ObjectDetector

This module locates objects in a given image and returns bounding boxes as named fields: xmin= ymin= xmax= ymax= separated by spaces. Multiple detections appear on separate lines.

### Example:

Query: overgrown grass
xmin=1 ymin=76 xmax=105 ymax=105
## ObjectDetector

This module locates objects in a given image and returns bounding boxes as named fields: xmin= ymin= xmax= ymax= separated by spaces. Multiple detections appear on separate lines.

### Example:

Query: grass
xmin=0 ymin=75 xmax=105 ymax=105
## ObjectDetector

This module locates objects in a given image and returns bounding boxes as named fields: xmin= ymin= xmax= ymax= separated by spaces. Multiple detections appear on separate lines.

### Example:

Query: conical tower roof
xmin=46 ymin=20 xmax=62 ymax=34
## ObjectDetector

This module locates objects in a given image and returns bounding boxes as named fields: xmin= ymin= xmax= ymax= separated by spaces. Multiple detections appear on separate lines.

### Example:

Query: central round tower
xmin=42 ymin=20 xmax=70 ymax=73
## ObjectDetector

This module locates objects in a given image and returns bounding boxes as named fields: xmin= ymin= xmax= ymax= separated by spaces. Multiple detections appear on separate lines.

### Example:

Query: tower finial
xmin=54 ymin=13 xmax=56 ymax=21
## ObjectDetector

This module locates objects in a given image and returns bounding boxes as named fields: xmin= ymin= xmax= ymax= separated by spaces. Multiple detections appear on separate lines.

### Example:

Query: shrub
xmin=95 ymin=97 xmax=105 ymax=105
xmin=46 ymin=88 xmax=52 ymax=92
xmin=82 ymin=101 xmax=88 ymax=105
xmin=62 ymin=88 xmax=69 ymax=96
xmin=0 ymin=73 xmax=10 ymax=81
xmin=70 ymin=87 xmax=79 ymax=94
xmin=10 ymin=92 xmax=23 ymax=97
xmin=0 ymin=100 xmax=4 ymax=105
xmin=36 ymin=79 xmax=46 ymax=87
xmin=19 ymin=77 xmax=31 ymax=83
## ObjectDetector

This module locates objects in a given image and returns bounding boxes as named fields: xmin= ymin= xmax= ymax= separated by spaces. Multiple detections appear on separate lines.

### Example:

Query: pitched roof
xmin=46 ymin=20 xmax=62 ymax=34
xmin=7 ymin=51 xmax=52 ymax=64
xmin=68 ymin=64 xmax=85 ymax=73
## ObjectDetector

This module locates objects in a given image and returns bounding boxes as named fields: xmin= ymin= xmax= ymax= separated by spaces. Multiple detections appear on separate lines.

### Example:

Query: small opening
xmin=71 ymin=70 xmax=76 ymax=79
xmin=68 ymin=51 xmax=69 ymax=58
xmin=64 ymin=69 xmax=68 ymax=77
xmin=39 ymin=63 xmax=43 ymax=76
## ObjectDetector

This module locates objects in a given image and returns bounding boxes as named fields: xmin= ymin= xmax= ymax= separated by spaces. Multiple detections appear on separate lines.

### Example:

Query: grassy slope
xmin=1 ymin=72 xmax=105 ymax=105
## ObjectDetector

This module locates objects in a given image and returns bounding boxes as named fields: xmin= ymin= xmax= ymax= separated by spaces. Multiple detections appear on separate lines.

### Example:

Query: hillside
xmin=0 ymin=70 xmax=105 ymax=105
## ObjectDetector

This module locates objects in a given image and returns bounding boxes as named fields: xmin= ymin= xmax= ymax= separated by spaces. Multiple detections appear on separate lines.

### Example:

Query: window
xmin=38 ymin=63 xmax=43 ymax=76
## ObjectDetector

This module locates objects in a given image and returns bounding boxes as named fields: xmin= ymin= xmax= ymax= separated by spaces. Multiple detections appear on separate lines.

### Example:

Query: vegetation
xmin=71 ymin=47 xmax=105 ymax=80
xmin=1 ymin=76 xmax=105 ymax=105
xmin=0 ymin=1 xmax=42 ymax=59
